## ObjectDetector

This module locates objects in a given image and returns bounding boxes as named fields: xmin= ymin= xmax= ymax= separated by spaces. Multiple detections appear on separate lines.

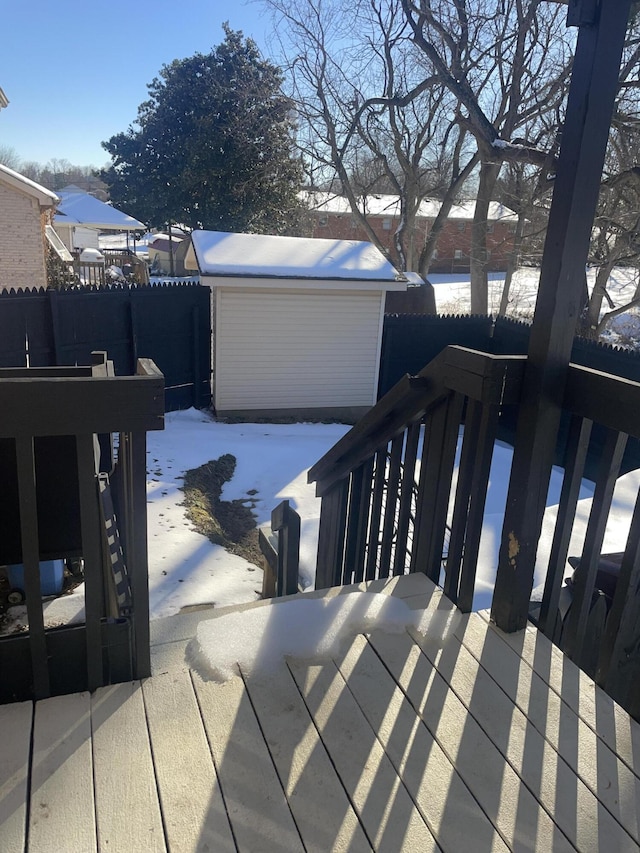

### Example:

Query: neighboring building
xmin=0 ymin=164 xmax=58 ymax=290
xmin=185 ymin=230 xmax=407 ymax=419
xmin=302 ymin=191 xmax=518 ymax=273
xmin=53 ymin=186 xmax=145 ymax=252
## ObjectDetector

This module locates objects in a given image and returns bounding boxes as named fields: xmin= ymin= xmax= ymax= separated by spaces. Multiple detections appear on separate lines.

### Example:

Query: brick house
xmin=0 ymin=164 xmax=59 ymax=290
xmin=302 ymin=191 xmax=518 ymax=273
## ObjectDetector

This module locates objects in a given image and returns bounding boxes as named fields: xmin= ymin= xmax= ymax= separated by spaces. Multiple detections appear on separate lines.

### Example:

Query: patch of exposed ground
xmin=181 ymin=454 xmax=262 ymax=566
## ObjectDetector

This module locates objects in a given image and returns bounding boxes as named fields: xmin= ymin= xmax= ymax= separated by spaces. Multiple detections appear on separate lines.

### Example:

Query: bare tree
xmin=401 ymin=0 xmax=572 ymax=312
xmin=265 ymin=0 xmax=478 ymax=281
xmin=0 ymin=145 xmax=21 ymax=170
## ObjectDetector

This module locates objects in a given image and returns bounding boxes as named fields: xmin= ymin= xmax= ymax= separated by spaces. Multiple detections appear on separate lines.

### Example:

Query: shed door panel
xmin=215 ymin=289 xmax=382 ymax=410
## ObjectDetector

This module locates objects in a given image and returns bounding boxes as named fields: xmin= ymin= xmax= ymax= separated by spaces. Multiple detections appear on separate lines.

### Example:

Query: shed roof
xmin=54 ymin=187 xmax=145 ymax=231
xmin=0 ymin=163 xmax=58 ymax=207
xmin=187 ymin=230 xmax=406 ymax=282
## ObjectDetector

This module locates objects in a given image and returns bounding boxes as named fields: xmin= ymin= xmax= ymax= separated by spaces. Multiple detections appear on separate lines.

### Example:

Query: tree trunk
xmin=498 ymin=211 xmax=526 ymax=316
xmin=583 ymin=259 xmax=615 ymax=338
xmin=470 ymin=159 xmax=502 ymax=314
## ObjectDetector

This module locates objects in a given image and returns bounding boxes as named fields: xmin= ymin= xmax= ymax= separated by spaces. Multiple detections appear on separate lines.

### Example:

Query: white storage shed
xmin=185 ymin=230 xmax=407 ymax=419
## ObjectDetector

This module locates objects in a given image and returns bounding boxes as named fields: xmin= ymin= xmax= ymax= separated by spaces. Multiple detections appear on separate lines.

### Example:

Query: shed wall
xmin=0 ymin=184 xmax=47 ymax=290
xmin=214 ymin=288 xmax=384 ymax=411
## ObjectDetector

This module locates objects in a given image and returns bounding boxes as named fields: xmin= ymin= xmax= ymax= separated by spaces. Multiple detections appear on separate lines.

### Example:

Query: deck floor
xmin=2 ymin=573 xmax=640 ymax=852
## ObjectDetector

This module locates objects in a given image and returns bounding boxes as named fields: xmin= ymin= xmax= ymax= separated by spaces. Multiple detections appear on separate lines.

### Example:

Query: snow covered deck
xmin=3 ymin=572 xmax=640 ymax=853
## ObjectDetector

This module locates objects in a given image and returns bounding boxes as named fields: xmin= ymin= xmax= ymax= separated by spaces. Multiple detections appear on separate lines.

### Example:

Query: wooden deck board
xmin=0 ymin=701 xmax=32 ymax=853
xmin=6 ymin=573 xmax=640 ymax=853
xmin=142 ymin=669 xmax=236 ymax=853
xmin=457 ymin=611 xmax=640 ymax=844
xmin=29 ymin=692 xmax=96 ymax=853
xmin=477 ymin=608 xmax=640 ymax=783
xmin=368 ymin=625 xmax=576 ymax=852
xmin=406 ymin=619 xmax=638 ymax=851
xmin=242 ymin=663 xmax=373 ymax=853
xmin=91 ymin=682 xmax=166 ymax=853
xmin=192 ymin=670 xmax=303 ymax=853
xmin=288 ymin=657 xmax=441 ymax=853
xmin=334 ymin=633 xmax=510 ymax=852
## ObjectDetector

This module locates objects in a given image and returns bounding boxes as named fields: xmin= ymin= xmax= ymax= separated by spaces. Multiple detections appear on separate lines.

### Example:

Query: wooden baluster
xmin=364 ymin=448 xmax=389 ymax=581
xmin=444 ymin=400 xmax=482 ymax=604
xmin=456 ymin=402 xmax=500 ymax=613
xmin=393 ymin=422 xmax=422 ymax=576
xmin=411 ymin=393 xmax=464 ymax=582
xmin=344 ymin=458 xmax=374 ymax=585
xmin=315 ymin=480 xmax=349 ymax=589
xmin=378 ymin=435 xmax=405 ymax=579
xmin=15 ymin=436 xmax=50 ymax=699
xmin=597 ymin=488 xmax=640 ymax=713
xmin=563 ymin=429 xmax=628 ymax=666
xmin=76 ymin=433 xmax=105 ymax=693
xmin=538 ymin=415 xmax=592 ymax=638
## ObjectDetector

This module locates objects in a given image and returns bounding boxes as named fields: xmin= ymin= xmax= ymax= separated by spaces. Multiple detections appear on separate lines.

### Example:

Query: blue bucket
xmin=7 ymin=559 xmax=65 ymax=597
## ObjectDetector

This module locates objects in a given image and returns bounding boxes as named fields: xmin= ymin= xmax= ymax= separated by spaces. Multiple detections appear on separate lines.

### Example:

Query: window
xmin=318 ymin=214 xmax=328 ymax=227
xmin=382 ymin=217 xmax=392 ymax=231
xmin=454 ymin=249 xmax=464 ymax=260
xmin=351 ymin=217 xmax=358 ymax=229
xmin=487 ymin=222 xmax=494 ymax=234
xmin=456 ymin=221 xmax=466 ymax=232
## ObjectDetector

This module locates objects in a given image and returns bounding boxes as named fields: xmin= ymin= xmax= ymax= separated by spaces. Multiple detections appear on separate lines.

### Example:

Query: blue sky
xmin=0 ymin=0 xmax=271 ymax=168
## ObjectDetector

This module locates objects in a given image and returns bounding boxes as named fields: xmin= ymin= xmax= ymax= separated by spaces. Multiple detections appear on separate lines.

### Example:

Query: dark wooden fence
xmin=0 ymin=283 xmax=210 ymax=411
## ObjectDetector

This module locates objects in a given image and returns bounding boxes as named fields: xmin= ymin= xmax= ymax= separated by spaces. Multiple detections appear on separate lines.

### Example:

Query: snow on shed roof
xmin=54 ymin=187 xmax=145 ymax=231
xmin=188 ymin=230 xmax=406 ymax=281
xmin=0 ymin=163 xmax=58 ymax=206
xmin=302 ymin=190 xmax=517 ymax=222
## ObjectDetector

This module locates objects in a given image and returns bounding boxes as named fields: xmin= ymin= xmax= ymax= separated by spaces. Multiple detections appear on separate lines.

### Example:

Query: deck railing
xmin=0 ymin=353 xmax=163 ymax=702
xmin=307 ymin=344 xmax=640 ymax=719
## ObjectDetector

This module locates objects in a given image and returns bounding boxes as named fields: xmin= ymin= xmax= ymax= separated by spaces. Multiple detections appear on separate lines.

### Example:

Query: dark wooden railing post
xmin=315 ymin=480 xmax=349 ymax=589
xmin=124 ymin=429 xmax=151 ymax=680
xmin=15 ymin=436 xmax=50 ymax=699
xmin=76 ymin=433 xmax=105 ymax=693
xmin=492 ymin=0 xmax=632 ymax=632
xmin=271 ymin=500 xmax=300 ymax=597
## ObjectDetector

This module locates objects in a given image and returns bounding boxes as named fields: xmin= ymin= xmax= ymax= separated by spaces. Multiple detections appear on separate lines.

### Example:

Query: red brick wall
xmin=309 ymin=211 xmax=515 ymax=273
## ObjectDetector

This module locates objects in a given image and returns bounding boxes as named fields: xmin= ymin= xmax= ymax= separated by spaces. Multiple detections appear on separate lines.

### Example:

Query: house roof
xmin=0 ymin=163 xmax=58 ymax=207
xmin=302 ymin=190 xmax=517 ymax=222
xmin=186 ymin=230 xmax=407 ymax=282
xmin=54 ymin=186 xmax=145 ymax=231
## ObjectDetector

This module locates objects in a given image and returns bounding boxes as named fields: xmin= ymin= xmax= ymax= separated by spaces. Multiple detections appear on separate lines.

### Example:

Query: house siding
xmin=0 ymin=183 xmax=48 ymax=290
xmin=215 ymin=287 xmax=383 ymax=411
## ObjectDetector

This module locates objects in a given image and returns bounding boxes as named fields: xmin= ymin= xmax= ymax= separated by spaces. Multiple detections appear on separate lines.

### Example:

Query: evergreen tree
xmin=101 ymin=26 xmax=304 ymax=233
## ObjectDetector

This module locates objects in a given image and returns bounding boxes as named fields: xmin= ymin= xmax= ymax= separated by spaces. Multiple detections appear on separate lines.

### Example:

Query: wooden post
xmin=492 ymin=0 xmax=633 ymax=632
